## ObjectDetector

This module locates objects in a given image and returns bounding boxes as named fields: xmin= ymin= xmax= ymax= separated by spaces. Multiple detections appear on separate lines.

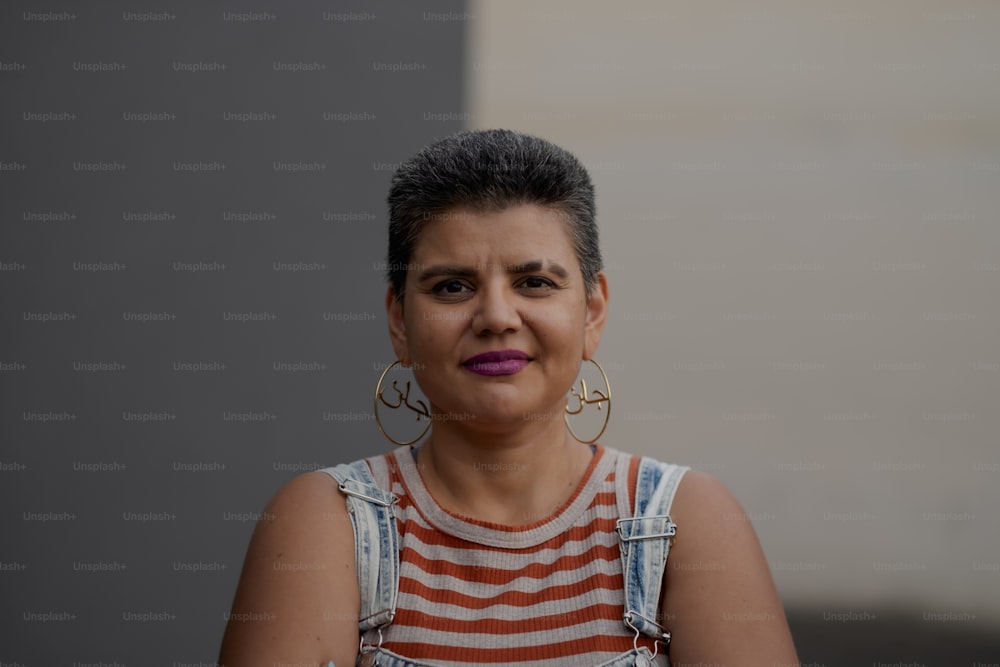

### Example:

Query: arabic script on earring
xmin=564 ymin=358 xmax=611 ymax=444
xmin=374 ymin=360 xmax=431 ymax=446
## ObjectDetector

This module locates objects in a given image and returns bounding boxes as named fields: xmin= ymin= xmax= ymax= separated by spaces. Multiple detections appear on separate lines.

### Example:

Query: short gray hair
xmin=386 ymin=129 xmax=601 ymax=300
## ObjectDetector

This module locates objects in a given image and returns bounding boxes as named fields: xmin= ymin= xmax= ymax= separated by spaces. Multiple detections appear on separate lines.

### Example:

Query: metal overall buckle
xmin=358 ymin=610 xmax=395 ymax=667
xmin=624 ymin=609 xmax=671 ymax=666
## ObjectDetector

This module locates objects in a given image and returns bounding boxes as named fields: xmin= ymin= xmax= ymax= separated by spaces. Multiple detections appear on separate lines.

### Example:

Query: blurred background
xmin=1 ymin=1 xmax=997 ymax=664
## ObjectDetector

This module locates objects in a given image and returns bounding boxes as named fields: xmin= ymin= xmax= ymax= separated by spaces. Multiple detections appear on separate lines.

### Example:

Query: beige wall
xmin=467 ymin=0 xmax=1000 ymax=621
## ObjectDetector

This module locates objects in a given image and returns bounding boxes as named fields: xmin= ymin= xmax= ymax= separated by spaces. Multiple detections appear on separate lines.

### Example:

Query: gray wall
xmin=5 ymin=1 xmax=999 ymax=665
xmin=0 ymin=2 xmax=466 ymax=662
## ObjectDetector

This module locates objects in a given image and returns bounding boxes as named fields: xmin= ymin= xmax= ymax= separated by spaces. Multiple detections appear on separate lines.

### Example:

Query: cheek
xmin=405 ymin=319 xmax=454 ymax=359
xmin=536 ymin=320 xmax=585 ymax=369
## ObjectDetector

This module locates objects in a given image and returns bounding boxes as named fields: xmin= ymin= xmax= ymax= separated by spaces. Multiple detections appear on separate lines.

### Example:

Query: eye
xmin=432 ymin=279 xmax=472 ymax=296
xmin=519 ymin=276 xmax=556 ymax=290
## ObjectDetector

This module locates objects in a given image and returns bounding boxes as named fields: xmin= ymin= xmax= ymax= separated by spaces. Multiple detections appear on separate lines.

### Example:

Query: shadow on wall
xmin=786 ymin=607 xmax=1000 ymax=666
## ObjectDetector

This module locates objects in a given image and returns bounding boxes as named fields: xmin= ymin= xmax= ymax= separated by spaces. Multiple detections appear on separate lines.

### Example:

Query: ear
xmin=582 ymin=271 xmax=609 ymax=360
xmin=385 ymin=286 xmax=409 ymax=365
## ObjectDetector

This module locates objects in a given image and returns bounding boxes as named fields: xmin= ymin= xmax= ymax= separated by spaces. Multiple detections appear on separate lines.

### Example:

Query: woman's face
xmin=386 ymin=203 xmax=608 ymax=430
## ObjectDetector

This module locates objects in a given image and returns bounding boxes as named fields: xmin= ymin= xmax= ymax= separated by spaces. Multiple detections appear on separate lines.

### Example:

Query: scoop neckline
xmin=391 ymin=443 xmax=614 ymax=549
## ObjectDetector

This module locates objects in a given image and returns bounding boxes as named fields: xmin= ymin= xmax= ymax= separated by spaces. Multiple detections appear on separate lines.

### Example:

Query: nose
xmin=473 ymin=283 xmax=522 ymax=335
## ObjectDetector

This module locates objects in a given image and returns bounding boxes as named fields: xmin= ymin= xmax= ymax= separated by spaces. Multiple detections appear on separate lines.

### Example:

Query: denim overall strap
xmin=615 ymin=457 xmax=689 ymax=657
xmin=318 ymin=461 xmax=400 ymax=637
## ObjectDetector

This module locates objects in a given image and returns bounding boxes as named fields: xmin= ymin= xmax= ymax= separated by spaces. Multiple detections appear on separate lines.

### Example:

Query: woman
xmin=219 ymin=130 xmax=799 ymax=666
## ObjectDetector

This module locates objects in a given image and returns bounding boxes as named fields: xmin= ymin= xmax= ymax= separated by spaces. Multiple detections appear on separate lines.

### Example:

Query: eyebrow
xmin=416 ymin=260 xmax=570 ymax=282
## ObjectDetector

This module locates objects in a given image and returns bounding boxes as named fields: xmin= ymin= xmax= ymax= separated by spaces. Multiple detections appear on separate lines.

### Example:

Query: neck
xmin=414 ymin=419 xmax=596 ymax=526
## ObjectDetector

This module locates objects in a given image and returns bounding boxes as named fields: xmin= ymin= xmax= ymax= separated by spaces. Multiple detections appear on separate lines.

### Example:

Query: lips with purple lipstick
xmin=460 ymin=349 xmax=532 ymax=376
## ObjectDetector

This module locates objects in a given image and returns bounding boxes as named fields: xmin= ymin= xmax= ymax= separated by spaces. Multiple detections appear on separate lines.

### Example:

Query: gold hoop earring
xmin=564 ymin=358 xmax=611 ymax=444
xmin=374 ymin=360 xmax=431 ymax=446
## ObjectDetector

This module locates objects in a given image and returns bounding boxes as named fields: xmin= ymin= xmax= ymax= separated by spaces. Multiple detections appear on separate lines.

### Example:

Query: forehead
xmin=410 ymin=204 xmax=577 ymax=263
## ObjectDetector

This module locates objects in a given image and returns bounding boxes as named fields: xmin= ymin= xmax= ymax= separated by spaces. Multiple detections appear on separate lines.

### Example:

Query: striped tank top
xmin=362 ymin=443 xmax=668 ymax=667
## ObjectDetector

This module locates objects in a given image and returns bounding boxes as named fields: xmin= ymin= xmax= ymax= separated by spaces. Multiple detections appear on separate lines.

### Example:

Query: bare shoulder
xmin=218 ymin=471 xmax=360 ymax=667
xmin=662 ymin=470 xmax=799 ymax=666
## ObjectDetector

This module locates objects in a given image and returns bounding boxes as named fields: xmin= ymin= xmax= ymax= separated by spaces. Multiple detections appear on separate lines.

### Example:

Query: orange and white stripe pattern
xmin=364 ymin=444 xmax=664 ymax=666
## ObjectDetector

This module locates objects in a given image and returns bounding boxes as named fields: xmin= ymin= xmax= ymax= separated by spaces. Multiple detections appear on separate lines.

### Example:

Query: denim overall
xmin=319 ymin=451 xmax=688 ymax=667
